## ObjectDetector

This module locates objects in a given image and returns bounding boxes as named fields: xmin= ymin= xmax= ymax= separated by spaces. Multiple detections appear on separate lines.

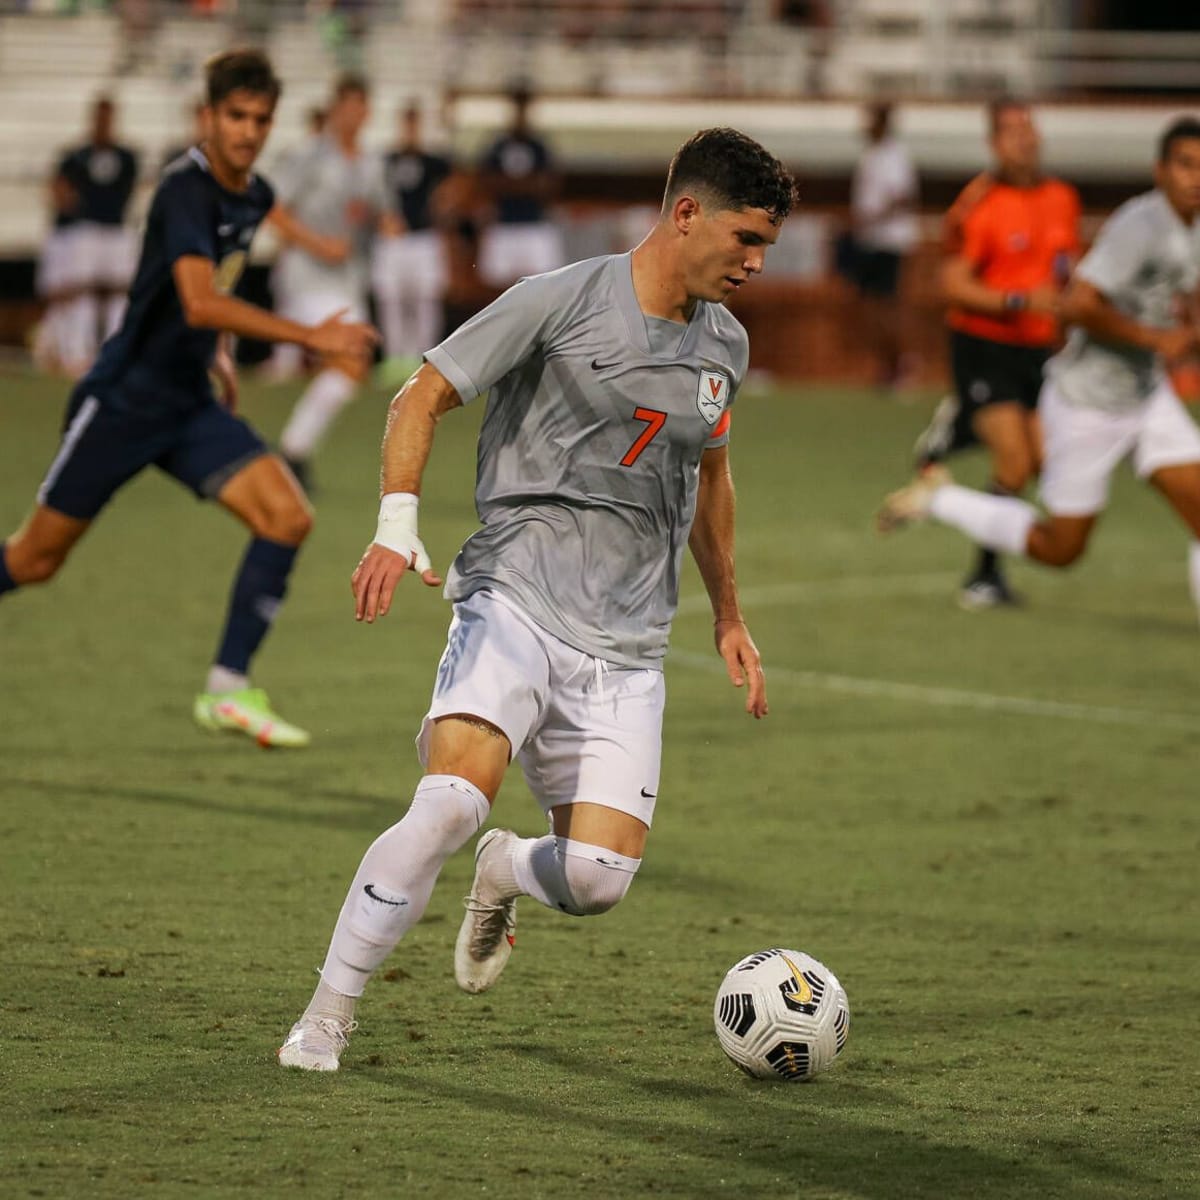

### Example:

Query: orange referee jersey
xmin=945 ymin=174 xmax=1081 ymax=347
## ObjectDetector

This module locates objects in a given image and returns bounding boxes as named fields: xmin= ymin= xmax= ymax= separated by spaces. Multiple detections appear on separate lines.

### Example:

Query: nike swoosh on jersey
xmin=640 ymin=787 xmax=656 ymax=798
xmin=591 ymin=358 xmax=622 ymax=370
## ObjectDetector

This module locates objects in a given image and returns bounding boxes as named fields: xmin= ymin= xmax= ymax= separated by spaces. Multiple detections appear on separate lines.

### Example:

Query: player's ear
xmin=672 ymin=194 xmax=700 ymax=234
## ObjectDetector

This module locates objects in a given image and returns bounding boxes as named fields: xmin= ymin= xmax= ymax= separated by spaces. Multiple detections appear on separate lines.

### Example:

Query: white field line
xmin=667 ymin=649 xmax=1199 ymax=732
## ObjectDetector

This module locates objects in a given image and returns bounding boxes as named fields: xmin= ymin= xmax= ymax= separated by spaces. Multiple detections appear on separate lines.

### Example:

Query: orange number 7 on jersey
xmin=620 ymin=407 xmax=668 ymax=467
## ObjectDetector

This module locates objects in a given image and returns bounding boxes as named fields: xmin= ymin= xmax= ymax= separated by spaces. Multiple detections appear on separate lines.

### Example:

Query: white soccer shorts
xmin=1039 ymin=379 xmax=1200 ymax=516
xmin=477 ymin=222 xmax=565 ymax=287
xmin=417 ymin=589 xmax=665 ymax=827
xmin=73 ymin=223 xmax=138 ymax=290
xmin=36 ymin=227 xmax=87 ymax=295
xmin=371 ymin=230 xmax=447 ymax=302
xmin=278 ymin=286 xmax=368 ymax=327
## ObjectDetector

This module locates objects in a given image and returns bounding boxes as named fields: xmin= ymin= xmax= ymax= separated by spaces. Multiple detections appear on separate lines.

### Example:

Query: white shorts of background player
xmin=1039 ymin=378 xmax=1200 ymax=517
xmin=477 ymin=221 xmax=565 ymax=289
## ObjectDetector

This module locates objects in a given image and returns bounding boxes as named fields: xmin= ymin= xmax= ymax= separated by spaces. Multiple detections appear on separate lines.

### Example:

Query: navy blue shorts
xmin=38 ymin=391 xmax=268 ymax=520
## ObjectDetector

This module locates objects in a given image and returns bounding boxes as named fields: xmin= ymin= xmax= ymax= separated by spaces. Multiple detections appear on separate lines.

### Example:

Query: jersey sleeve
xmin=942 ymin=173 xmax=993 ymax=256
xmin=425 ymin=272 xmax=561 ymax=402
xmin=160 ymin=171 xmax=217 ymax=264
xmin=1076 ymin=203 xmax=1152 ymax=298
xmin=706 ymin=321 xmax=749 ymax=450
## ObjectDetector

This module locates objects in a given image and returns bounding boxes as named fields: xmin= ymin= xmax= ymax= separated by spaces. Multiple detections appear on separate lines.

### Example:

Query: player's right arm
xmin=1060 ymin=278 xmax=1197 ymax=361
xmin=351 ymin=364 xmax=463 ymax=622
xmin=172 ymin=256 xmax=377 ymax=359
xmin=265 ymin=204 xmax=350 ymax=265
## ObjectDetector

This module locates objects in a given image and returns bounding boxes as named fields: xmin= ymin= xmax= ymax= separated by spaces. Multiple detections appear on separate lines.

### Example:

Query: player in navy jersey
xmin=56 ymin=96 xmax=141 ymax=370
xmin=372 ymin=101 xmax=453 ymax=367
xmin=0 ymin=48 xmax=378 ymax=748
xmin=477 ymin=85 xmax=563 ymax=287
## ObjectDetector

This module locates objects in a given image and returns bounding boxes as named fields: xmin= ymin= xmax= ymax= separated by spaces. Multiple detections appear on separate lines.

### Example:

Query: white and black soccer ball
xmin=713 ymin=948 xmax=850 ymax=1081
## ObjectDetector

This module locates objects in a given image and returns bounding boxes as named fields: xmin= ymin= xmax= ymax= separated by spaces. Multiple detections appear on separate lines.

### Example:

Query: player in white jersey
xmin=878 ymin=118 xmax=1200 ymax=616
xmin=279 ymin=128 xmax=796 ymax=1071
xmin=273 ymin=75 xmax=401 ymax=490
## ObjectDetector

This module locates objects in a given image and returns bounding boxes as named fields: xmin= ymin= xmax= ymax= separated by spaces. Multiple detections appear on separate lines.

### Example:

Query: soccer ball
xmin=713 ymin=948 xmax=850 ymax=1081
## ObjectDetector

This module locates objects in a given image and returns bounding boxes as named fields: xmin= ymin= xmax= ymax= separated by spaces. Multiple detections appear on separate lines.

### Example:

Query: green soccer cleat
xmin=193 ymin=688 xmax=311 ymax=749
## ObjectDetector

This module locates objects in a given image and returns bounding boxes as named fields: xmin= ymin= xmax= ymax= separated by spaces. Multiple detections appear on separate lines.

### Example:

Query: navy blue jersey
xmin=81 ymin=148 xmax=275 ymax=414
xmin=59 ymin=142 xmax=139 ymax=226
xmin=383 ymin=149 xmax=451 ymax=233
xmin=480 ymin=133 xmax=552 ymax=225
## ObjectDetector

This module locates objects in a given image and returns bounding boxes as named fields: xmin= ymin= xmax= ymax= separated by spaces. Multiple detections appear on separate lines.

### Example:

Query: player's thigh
xmin=550 ymin=802 xmax=649 ymax=859
xmin=1134 ymin=383 xmax=1200 ymax=536
xmin=1038 ymin=383 xmax=1136 ymax=519
xmin=519 ymin=660 xmax=665 ymax=835
xmin=416 ymin=591 xmax=551 ymax=798
xmin=1026 ymin=512 xmax=1097 ymax=567
xmin=214 ymin=453 xmax=313 ymax=545
xmin=1148 ymin=464 xmax=1200 ymax=537
xmin=425 ymin=716 xmax=512 ymax=804
xmin=4 ymin=504 xmax=91 ymax=580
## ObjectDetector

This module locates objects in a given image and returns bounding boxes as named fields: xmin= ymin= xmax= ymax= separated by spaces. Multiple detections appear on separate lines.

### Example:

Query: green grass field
xmin=3 ymin=368 xmax=1199 ymax=1199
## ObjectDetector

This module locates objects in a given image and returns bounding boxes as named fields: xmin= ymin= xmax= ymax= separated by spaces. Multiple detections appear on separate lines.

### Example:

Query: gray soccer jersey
xmin=1049 ymin=190 xmax=1200 ymax=412
xmin=273 ymin=135 xmax=392 ymax=295
xmin=425 ymin=252 xmax=749 ymax=669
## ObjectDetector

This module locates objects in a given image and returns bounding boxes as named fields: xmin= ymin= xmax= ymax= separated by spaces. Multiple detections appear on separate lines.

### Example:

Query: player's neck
xmin=205 ymin=147 xmax=251 ymax=193
xmin=995 ymin=166 xmax=1040 ymax=188
xmin=630 ymin=235 xmax=695 ymax=324
xmin=1162 ymin=190 xmax=1197 ymax=226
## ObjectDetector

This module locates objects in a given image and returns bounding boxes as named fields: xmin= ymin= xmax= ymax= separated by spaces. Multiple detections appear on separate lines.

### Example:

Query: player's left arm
xmin=689 ymin=445 xmax=768 ymax=719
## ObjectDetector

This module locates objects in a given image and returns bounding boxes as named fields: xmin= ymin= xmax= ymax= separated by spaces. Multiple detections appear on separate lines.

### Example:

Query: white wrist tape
xmin=373 ymin=492 xmax=432 ymax=573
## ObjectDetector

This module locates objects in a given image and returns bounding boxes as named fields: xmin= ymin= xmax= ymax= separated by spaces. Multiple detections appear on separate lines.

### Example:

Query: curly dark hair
xmin=1159 ymin=116 xmax=1200 ymax=163
xmin=205 ymin=48 xmax=282 ymax=109
xmin=663 ymin=128 xmax=796 ymax=223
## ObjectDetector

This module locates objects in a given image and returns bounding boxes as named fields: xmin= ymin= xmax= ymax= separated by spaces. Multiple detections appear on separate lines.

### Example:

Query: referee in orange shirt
xmin=914 ymin=99 xmax=1081 ymax=608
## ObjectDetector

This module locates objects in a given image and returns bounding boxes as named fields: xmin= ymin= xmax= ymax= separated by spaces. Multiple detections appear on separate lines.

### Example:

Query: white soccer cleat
xmin=876 ymin=464 xmax=952 ymax=534
xmin=455 ymin=828 xmax=519 ymax=995
xmin=913 ymin=393 xmax=961 ymax=467
xmin=277 ymin=1015 xmax=357 ymax=1071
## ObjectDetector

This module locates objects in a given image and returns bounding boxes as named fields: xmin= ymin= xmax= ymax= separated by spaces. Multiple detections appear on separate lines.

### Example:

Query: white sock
xmin=315 ymin=775 xmax=489 ymax=998
xmin=511 ymin=835 xmax=641 ymax=917
xmin=279 ymin=369 xmax=357 ymax=460
xmin=1189 ymin=543 xmax=1200 ymax=624
xmin=929 ymin=484 xmax=1037 ymax=557
xmin=205 ymin=665 xmax=249 ymax=694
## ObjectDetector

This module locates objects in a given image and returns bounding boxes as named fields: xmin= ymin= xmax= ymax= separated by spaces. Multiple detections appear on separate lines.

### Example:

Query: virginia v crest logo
xmin=696 ymin=369 xmax=728 ymax=425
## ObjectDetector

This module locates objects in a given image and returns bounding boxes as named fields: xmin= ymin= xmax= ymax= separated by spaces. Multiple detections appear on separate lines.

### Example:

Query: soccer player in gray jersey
xmin=272 ymin=74 xmax=401 ymax=489
xmin=279 ymin=128 xmax=796 ymax=1071
xmin=878 ymin=118 xmax=1200 ymax=617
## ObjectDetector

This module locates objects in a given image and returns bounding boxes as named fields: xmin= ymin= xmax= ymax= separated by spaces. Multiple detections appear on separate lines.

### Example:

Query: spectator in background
xmin=372 ymin=101 xmax=453 ymax=378
xmin=32 ymin=160 xmax=87 ymax=376
xmin=55 ymin=96 xmax=140 ymax=375
xmin=477 ymin=85 xmax=563 ymax=288
xmin=847 ymin=101 xmax=919 ymax=391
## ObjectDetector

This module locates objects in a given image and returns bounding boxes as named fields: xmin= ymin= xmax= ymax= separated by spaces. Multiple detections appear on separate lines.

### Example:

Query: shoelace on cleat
xmin=462 ymin=896 xmax=515 ymax=960
xmin=306 ymin=1016 xmax=358 ymax=1052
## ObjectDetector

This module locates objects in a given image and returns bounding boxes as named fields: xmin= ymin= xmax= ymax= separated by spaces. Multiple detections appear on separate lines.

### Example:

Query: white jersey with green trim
xmin=1049 ymin=190 xmax=1200 ymax=413
xmin=425 ymin=252 xmax=749 ymax=669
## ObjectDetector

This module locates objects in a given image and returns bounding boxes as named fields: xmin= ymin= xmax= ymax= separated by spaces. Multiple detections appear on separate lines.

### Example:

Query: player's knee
xmin=1039 ymin=532 xmax=1088 ymax=568
xmin=559 ymin=857 xmax=638 ymax=917
xmin=993 ymin=450 xmax=1035 ymax=494
xmin=13 ymin=545 xmax=67 ymax=585
xmin=259 ymin=499 xmax=313 ymax=546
